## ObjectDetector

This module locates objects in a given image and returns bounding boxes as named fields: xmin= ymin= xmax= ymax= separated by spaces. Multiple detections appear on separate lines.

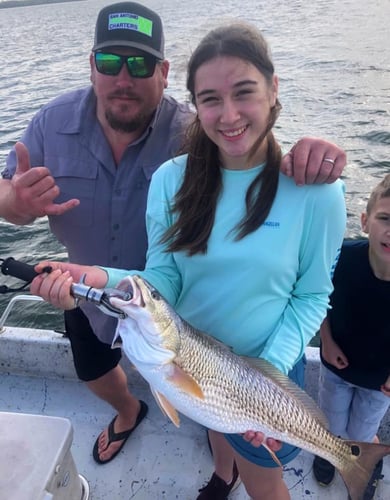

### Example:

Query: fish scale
xmin=111 ymin=274 xmax=390 ymax=500
xmin=173 ymin=325 xmax=329 ymax=445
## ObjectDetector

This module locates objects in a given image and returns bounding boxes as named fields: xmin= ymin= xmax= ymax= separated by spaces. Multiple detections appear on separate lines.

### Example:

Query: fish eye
xmin=144 ymin=279 xmax=161 ymax=300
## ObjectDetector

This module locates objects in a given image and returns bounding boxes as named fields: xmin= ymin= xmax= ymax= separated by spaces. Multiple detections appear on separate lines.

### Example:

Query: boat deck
xmin=0 ymin=321 xmax=389 ymax=499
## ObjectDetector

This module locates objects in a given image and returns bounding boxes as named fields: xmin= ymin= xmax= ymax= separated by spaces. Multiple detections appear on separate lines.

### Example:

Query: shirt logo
xmin=263 ymin=221 xmax=280 ymax=228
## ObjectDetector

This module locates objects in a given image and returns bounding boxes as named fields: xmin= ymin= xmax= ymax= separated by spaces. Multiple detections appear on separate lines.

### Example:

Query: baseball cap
xmin=92 ymin=2 xmax=165 ymax=59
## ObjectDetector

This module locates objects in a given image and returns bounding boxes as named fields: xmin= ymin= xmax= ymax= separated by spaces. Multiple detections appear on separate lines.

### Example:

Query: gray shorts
xmin=319 ymin=364 xmax=390 ymax=442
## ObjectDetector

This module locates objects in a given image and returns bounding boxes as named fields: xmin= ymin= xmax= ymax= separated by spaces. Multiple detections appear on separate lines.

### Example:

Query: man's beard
xmin=105 ymin=106 xmax=154 ymax=134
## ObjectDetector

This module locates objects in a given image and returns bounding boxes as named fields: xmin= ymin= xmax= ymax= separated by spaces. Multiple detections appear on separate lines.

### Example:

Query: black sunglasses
xmin=94 ymin=52 xmax=160 ymax=78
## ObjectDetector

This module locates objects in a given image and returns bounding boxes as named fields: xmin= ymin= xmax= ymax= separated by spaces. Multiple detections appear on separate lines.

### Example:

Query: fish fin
xmin=262 ymin=442 xmax=282 ymax=467
xmin=337 ymin=440 xmax=390 ymax=500
xmin=242 ymin=357 xmax=328 ymax=428
xmin=167 ymin=363 xmax=205 ymax=399
xmin=150 ymin=387 xmax=181 ymax=428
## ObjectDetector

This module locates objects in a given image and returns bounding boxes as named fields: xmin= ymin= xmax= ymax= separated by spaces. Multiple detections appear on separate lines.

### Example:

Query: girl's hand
xmin=242 ymin=430 xmax=282 ymax=451
xmin=30 ymin=261 xmax=108 ymax=309
xmin=31 ymin=268 xmax=76 ymax=310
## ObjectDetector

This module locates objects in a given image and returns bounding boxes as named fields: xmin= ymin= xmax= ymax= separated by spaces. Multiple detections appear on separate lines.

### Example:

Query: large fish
xmin=110 ymin=275 xmax=390 ymax=500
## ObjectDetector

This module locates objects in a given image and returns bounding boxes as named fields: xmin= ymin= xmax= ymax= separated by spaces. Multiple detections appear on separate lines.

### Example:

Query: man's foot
xmin=312 ymin=455 xmax=335 ymax=486
xmin=363 ymin=459 xmax=383 ymax=500
xmin=197 ymin=462 xmax=241 ymax=499
xmin=92 ymin=400 xmax=148 ymax=464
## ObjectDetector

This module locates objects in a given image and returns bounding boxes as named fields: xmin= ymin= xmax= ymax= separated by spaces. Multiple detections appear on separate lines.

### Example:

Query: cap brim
xmin=92 ymin=40 xmax=163 ymax=59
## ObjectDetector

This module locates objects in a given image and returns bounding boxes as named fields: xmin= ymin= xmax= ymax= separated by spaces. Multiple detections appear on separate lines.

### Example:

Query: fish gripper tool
xmin=0 ymin=257 xmax=131 ymax=318
xmin=72 ymin=274 xmax=132 ymax=319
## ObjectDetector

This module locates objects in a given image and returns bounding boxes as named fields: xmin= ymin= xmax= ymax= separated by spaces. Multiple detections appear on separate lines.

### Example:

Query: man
xmin=0 ymin=2 xmax=346 ymax=465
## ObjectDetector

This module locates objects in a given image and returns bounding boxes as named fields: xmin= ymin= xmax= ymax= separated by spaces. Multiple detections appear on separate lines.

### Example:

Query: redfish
xmin=110 ymin=275 xmax=390 ymax=500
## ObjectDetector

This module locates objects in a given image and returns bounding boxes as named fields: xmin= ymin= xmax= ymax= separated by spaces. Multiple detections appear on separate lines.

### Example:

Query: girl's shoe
xmin=197 ymin=462 xmax=241 ymax=499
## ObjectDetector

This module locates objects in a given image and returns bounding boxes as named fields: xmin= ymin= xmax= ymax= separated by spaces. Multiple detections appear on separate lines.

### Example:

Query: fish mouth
xmin=132 ymin=275 xmax=163 ymax=305
xmin=128 ymin=276 xmax=145 ymax=307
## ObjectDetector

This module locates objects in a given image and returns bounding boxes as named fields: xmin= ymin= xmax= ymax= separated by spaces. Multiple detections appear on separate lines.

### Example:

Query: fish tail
xmin=338 ymin=440 xmax=390 ymax=500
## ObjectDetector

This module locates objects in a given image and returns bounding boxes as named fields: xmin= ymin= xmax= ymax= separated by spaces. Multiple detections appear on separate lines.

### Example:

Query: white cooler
xmin=0 ymin=412 xmax=89 ymax=500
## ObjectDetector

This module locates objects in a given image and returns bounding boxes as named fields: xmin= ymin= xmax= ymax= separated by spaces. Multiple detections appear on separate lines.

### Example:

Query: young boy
xmin=313 ymin=174 xmax=390 ymax=500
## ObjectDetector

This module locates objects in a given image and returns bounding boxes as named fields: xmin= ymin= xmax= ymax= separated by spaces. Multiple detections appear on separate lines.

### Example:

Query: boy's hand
xmin=321 ymin=338 xmax=349 ymax=369
xmin=380 ymin=376 xmax=390 ymax=397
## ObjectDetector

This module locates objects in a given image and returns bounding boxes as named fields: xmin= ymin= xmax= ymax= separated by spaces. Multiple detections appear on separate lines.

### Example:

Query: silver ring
xmin=323 ymin=158 xmax=335 ymax=165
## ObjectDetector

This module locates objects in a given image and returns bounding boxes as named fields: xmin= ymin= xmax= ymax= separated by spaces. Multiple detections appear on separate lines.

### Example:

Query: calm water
xmin=0 ymin=0 xmax=389 ymax=328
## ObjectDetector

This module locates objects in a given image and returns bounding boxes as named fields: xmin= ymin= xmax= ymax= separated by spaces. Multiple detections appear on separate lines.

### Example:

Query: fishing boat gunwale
xmin=0 ymin=294 xmax=389 ymax=500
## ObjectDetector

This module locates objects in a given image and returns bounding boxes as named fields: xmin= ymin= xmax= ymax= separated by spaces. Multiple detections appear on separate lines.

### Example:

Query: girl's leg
xmin=233 ymin=449 xmax=290 ymax=500
xmin=208 ymin=430 xmax=236 ymax=483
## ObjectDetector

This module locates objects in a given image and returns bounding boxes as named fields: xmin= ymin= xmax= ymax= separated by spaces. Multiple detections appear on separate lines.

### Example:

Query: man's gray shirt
xmin=2 ymin=86 xmax=193 ymax=342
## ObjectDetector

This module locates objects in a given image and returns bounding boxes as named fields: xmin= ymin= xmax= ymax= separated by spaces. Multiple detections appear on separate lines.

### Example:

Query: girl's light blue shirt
xmin=105 ymin=154 xmax=346 ymax=374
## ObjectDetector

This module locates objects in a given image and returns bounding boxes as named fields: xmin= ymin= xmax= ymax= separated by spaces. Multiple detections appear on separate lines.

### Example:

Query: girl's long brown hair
xmin=162 ymin=23 xmax=282 ymax=255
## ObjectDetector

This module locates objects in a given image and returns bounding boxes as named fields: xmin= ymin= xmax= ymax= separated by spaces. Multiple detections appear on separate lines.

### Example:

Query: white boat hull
xmin=0 ymin=314 xmax=389 ymax=499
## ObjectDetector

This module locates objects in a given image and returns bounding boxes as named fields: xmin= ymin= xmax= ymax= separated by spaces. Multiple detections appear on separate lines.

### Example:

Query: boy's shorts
xmin=224 ymin=356 xmax=306 ymax=467
xmin=64 ymin=308 xmax=121 ymax=381
xmin=319 ymin=364 xmax=390 ymax=442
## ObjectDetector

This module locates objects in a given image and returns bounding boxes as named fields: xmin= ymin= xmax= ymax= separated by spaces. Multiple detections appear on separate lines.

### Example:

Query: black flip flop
xmin=93 ymin=400 xmax=148 ymax=465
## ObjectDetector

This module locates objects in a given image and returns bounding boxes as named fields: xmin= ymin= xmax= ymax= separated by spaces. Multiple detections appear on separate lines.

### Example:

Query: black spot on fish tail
xmin=338 ymin=440 xmax=390 ymax=500
xmin=351 ymin=444 xmax=359 ymax=456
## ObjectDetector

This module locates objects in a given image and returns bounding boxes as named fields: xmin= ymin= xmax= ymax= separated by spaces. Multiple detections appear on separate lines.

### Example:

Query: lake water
xmin=0 ymin=0 xmax=389 ymax=329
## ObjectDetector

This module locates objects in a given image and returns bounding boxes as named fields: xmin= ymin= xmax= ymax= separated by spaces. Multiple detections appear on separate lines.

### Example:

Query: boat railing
xmin=0 ymin=294 xmax=44 ymax=333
